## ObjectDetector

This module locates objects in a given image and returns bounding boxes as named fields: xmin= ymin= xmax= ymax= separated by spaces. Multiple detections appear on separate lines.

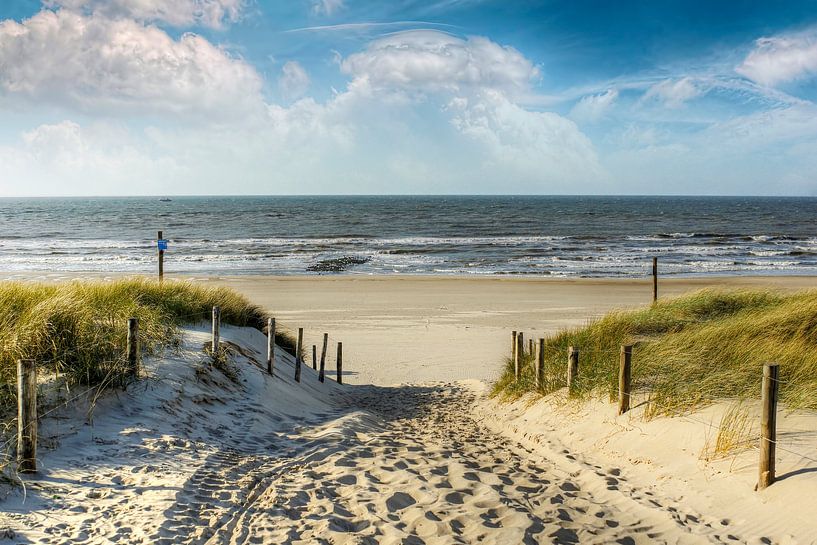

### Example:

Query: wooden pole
xmin=17 ymin=359 xmax=37 ymax=474
xmin=211 ymin=306 xmax=220 ymax=354
xmin=127 ymin=317 xmax=139 ymax=377
xmin=567 ymin=346 xmax=579 ymax=392
xmin=158 ymin=230 xmax=164 ymax=281
xmin=758 ymin=363 xmax=779 ymax=490
xmin=266 ymin=317 xmax=275 ymax=375
xmin=336 ymin=342 xmax=343 ymax=384
xmin=652 ymin=257 xmax=658 ymax=303
xmin=512 ymin=331 xmax=518 ymax=378
xmin=295 ymin=327 xmax=303 ymax=382
xmin=312 ymin=345 xmax=317 ymax=370
xmin=618 ymin=345 xmax=632 ymax=415
xmin=529 ymin=338 xmax=534 ymax=356
xmin=536 ymin=338 xmax=545 ymax=389
xmin=319 ymin=333 xmax=328 ymax=383
xmin=511 ymin=330 xmax=517 ymax=357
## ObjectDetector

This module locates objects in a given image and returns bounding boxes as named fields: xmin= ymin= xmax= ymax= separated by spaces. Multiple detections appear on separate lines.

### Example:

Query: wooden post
xmin=127 ymin=317 xmax=139 ymax=377
xmin=529 ymin=338 xmax=534 ymax=356
xmin=536 ymin=338 xmax=545 ymax=389
xmin=295 ymin=327 xmax=303 ymax=382
xmin=17 ymin=359 xmax=37 ymax=474
xmin=336 ymin=342 xmax=343 ymax=384
xmin=512 ymin=331 xmax=518 ymax=378
xmin=158 ymin=230 xmax=164 ymax=281
xmin=567 ymin=346 xmax=579 ymax=392
xmin=211 ymin=306 xmax=220 ymax=354
xmin=319 ymin=333 xmax=328 ymax=383
xmin=518 ymin=332 xmax=524 ymax=356
xmin=312 ymin=345 xmax=317 ymax=370
xmin=758 ymin=363 xmax=779 ymax=490
xmin=618 ymin=345 xmax=632 ymax=415
xmin=266 ymin=318 xmax=275 ymax=375
xmin=652 ymin=257 xmax=658 ymax=303
xmin=511 ymin=331 xmax=517 ymax=357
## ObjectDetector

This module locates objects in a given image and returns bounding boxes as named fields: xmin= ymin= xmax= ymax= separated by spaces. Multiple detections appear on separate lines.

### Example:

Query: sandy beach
xmin=201 ymin=274 xmax=817 ymax=385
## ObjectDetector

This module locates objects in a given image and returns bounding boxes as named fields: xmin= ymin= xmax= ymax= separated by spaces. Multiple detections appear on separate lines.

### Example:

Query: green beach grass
xmin=493 ymin=289 xmax=817 ymax=414
xmin=0 ymin=278 xmax=297 ymax=406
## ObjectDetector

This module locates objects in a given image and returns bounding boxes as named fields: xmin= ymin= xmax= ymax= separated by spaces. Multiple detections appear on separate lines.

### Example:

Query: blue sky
xmin=1 ymin=0 xmax=816 ymax=196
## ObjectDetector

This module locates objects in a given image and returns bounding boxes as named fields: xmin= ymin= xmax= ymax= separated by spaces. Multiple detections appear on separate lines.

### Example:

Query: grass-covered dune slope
xmin=0 ymin=278 xmax=296 ymax=404
xmin=494 ymin=289 xmax=817 ymax=414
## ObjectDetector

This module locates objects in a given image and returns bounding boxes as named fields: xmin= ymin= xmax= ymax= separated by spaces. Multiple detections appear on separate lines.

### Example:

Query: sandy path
xmin=91 ymin=383 xmax=748 ymax=545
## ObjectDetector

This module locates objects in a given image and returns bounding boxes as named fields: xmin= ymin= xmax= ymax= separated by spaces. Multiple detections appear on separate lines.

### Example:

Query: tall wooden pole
xmin=512 ymin=331 xmax=518 ymax=378
xmin=211 ymin=306 xmax=220 ymax=354
xmin=17 ymin=359 xmax=37 ymax=474
xmin=567 ymin=346 xmax=579 ymax=392
xmin=158 ymin=230 xmax=164 ymax=281
xmin=312 ymin=345 xmax=317 ymax=370
xmin=652 ymin=257 xmax=658 ymax=303
xmin=336 ymin=342 xmax=343 ymax=384
xmin=319 ymin=333 xmax=328 ymax=383
xmin=127 ymin=317 xmax=139 ymax=377
xmin=266 ymin=317 xmax=275 ymax=375
xmin=758 ymin=363 xmax=779 ymax=490
xmin=536 ymin=338 xmax=545 ymax=389
xmin=295 ymin=327 xmax=303 ymax=382
xmin=618 ymin=345 xmax=632 ymax=415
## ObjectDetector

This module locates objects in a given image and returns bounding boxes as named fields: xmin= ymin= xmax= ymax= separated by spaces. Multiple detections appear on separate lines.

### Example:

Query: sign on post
xmin=157 ymin=239 xmax=168 ymax=251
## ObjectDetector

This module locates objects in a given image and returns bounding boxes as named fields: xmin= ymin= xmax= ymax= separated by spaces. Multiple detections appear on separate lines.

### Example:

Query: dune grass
xmin=493 ymin=289 xmax=817 ymax=414
xmin=0 ymin=278 xmax=297 ymax=407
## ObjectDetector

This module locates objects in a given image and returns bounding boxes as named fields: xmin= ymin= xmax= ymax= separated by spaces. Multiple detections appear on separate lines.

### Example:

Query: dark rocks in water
xmin=307 ymin=256 xmax=370 ymax=273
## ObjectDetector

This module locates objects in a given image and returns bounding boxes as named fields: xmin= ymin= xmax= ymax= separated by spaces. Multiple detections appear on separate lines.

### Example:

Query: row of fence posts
xmin=14 ymin=306 xmax=343 ymax=474
xmin=511 ymin=331 xmax=780 ymax=490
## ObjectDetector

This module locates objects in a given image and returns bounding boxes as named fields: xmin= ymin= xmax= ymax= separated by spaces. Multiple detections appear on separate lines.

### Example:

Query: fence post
xmin=319 ymin=333 xmax=328 ymax=383
xmin=567 ymin=346 xmax=579 ymax=392
xmin=529 ymin=339 xmax=534 ymax=356
xmin=158 ymin=230 xmax=164 ymax=281
xmin=652 ymin=257 xmax=658 ymax=303
xmin=211 ymin=306 xmax=220 ymax=354
xmin=127 ymin=317 xmax=139 ymax=377
xmin=758 ymin=363 xmax=779 ymax=490
xmin=17 ymin=359 xmax=37 ymax=474
xmin=618 ymin=345 xmax=632 ymax=415
xmin=266 ymin=318 xmax=275 ymax=375
xmin=312 ymin=345 xmax=317 ymax=370
xmin=336 ymin=342 xmax=343 ymax=384
xmin=515 ymin=332 xmax=524 ymax=380
xmin=295 ymin=327 xmax=303 ymax=382
xmin=512 ymin=331 xmax=518 ymax=379
xmin=536 ymin=338 xmax=545 ymax=389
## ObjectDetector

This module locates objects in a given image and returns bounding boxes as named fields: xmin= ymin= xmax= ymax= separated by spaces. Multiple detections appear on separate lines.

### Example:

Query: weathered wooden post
xmin=567 ymin=346 xmax=579 ymax=392
xmin=511 ymin=331 xmax=517 ymax=357
xmin=758 ymin=363 xmax=779 ymax=490
xmin=127 ymin=317 xmax=139 ymax=377
xmin=295 ymin=327 xmax=303 ymax=382
xmin=266 ymin=317 xmax=275 ymax=375
xmin=618 ymin=345 xmax=633 ymax=414
xmin=312 ymin=345 xmax=317 ymax=370
xmin=158 ymin=230 xmax=164 ymax=281
xmin=336 ymin=342 xmax=343 ymax=384
xmin=512 ymin=331 xmax=518 ymax=378
xmin=518 ymin=332 xmax=524 ymax=357
xmin=536 ymin=338 xmax=545 ymax=389
xmin=529 ymin=338 xmax=534 ymax=356
xmin=211 ymin=306 xmax=220 ymax=354
xmin=652 ymin=257 xmax=658 ymax=303
xmin=17 ymin=359 xmax=37 ymax=474
xmin=319 ymin=333 xmax=328 ymax=383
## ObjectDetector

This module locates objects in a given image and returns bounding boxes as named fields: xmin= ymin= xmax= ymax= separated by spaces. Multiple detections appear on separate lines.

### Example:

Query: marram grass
xmin=0 ymin=278 xmax=297 ymax=405
xmin=493 ymin=289 xmax=817 ymax=414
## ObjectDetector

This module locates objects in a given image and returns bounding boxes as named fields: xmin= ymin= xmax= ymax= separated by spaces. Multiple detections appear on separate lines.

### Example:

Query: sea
xmin=1 ymin=195 xmax=816 ymax=277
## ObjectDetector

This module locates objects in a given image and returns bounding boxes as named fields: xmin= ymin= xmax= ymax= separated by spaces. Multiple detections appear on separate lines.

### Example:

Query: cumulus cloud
xmin=737 ymin=30 xmax=817 ymax=87
xmin=641 ymin=77 xmax=701 ymax=108
xmin=43 ymin=0 xmax=244 ymax=29
xmin=570 ymin=89 xmax=618 ymax=122
xmin=278 ymin=61 xmax=311 ymax=101
xmin=0 ymin=9 xmax=263 ymax=117
xmin=340 ymin=30 xmax=540 ymax=98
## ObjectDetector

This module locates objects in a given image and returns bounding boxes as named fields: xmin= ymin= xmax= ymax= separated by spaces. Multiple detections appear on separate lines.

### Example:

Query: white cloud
xmin=569 ymin=89 xmax=618 ymax=122
xmin=278 ymin=61 xmax=311 ymax=101
xmin=642 ymin=77 xmax=701 ymax=108
xmin=340 ymin=30 xmax=540 ymax=98
xmin=43 ymin=0 xmax=244 ymax=29
xmin=737 ymin=30 xmax=817 ymax=87
xmin=311 ymin=0 xmax=345 ymax=16
xmin=0 ymin=9 xmax=263 ymax=117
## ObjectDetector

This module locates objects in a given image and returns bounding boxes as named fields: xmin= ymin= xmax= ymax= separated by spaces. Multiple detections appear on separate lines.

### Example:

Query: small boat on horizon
xmin=159 ymin=198 xmax=172 ymax=202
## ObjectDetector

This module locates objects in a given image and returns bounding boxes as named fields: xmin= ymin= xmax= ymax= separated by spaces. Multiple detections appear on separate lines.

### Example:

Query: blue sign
xmin=157 ymin=239 xmax=168 ymax=251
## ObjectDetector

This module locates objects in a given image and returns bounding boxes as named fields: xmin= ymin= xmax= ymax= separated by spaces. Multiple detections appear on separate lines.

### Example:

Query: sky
xmin=1 ymin=1 xmax=817 ymax=196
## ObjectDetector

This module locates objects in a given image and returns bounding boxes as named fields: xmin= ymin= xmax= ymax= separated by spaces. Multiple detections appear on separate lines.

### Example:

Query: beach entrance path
xmin=131 ymin=384 xmax=736 ymax=544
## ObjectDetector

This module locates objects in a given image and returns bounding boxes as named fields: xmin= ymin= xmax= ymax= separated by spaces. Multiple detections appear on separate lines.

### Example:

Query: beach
xmin=202 ymin=274 xmax=817 ymax=385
